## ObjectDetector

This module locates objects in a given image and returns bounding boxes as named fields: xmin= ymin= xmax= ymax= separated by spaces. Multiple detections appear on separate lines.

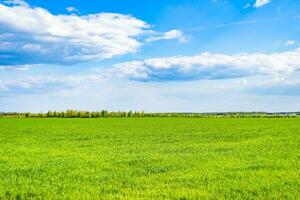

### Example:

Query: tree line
xmin=0 ymin=110 xmax=299 ymax=118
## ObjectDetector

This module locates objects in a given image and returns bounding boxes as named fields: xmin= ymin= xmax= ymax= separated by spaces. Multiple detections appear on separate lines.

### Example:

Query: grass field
xmin=0 ymin=118 xmax=299 ymax=199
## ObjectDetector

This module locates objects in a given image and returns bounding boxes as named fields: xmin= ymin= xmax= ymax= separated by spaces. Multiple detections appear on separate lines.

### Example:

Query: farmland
xmin=0 ymin=118 xmax=299 ymax=199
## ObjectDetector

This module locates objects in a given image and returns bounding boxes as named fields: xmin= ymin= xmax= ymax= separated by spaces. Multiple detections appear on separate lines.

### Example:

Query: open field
xmin=0 ymin=118 xmax=299 ymax=199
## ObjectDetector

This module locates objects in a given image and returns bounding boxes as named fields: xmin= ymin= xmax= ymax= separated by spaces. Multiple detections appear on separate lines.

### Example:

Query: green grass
xmin=0 ymin=118 xmax=299 ymax=199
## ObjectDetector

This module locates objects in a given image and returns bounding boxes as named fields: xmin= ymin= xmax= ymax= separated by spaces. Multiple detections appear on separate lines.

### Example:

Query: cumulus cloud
xmin=146 ymin=30 xmax=186 ymax=43
xmin=0 ymin=1 xmax=149 ymax=65
xmin=112 ymin=48 xmax=300 ymax=81
xmin=254 ymin=0 xmax=271 ymax=8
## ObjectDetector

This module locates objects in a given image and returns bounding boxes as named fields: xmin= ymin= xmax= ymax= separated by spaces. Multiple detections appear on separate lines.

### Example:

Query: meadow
xmin=0 ymin=118 xmax=299 ymax=199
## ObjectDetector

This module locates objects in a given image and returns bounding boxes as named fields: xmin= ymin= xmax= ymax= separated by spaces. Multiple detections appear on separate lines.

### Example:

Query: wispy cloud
xmin=2 ymin=0 xmax=28 ymax=7
xmin=245 ymin=78 xmax=300 ymax=96
xmin=254 ymin=0 xmax=271 ymax=8
xmin=185 ymin=17 xmax=289 ymax=32
xmin=0 ymin=64 xmax=32 ymax=71
xmin=65 ymin=6 xmax=79 ymax=13
xmin=0 ymin=73 xmax=106 ymax=95
xmin=146 ymin=30 xmax=187 ymax=43
xmin=285 ymin=40 xmax=297 ymax=46
xmin=243 ymin=3 xmax=251 ymax=9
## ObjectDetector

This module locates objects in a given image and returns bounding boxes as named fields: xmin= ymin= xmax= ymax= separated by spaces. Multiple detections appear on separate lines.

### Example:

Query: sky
xmin=0 ymin=0 xmax=300 ymax=112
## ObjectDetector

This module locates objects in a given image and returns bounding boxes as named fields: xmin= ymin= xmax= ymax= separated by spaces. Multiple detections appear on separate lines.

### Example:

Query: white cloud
xmin=0 ymin=1 xmax=149 ymax=65
xmin=146 ymin=29 xmax=187 ymax=43
xmin=254 ymin=0 xmax=271 ymax=8
xmin=112 ymin=48 xmax=300 ymax=81
xmin=0 ymin=1 xmax=185 ymax=66
xmin=285 ymin=40 xmax=296 ymax=46
xmin=65 ymin=6 xmax=78 ymax=13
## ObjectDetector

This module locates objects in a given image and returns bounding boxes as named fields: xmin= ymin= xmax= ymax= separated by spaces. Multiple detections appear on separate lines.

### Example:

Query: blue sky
xmin=0 ymin=0 xmax=300 ymax=112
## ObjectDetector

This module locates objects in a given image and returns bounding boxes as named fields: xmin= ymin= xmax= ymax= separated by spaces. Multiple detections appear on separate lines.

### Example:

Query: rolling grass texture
xmin=0 ymin=118 xmax=299 ymax=199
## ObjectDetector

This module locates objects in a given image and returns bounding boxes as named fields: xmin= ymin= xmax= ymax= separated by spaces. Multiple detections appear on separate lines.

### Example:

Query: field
xmin=0 ymin=118 xmax=299 ymax=199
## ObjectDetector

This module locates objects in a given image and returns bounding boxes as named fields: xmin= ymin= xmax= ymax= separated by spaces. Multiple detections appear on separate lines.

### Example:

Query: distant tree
xmin=101 ymin=110 xmax=108 ymax=118
xmin=47 ymin=111 xmax=54 ymax=117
